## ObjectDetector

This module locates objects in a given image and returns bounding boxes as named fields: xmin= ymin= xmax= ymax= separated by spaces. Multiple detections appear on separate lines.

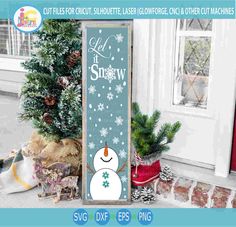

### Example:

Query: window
xmin=173 ymin=19 xmax=213 ymax=109
xmin=0 ymin=19 xmax=33 ymax=58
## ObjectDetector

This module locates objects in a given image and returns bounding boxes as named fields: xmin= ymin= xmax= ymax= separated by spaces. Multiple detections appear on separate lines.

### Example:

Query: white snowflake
xmin=105 ymin=65 xmax=116 ymax=83
xmin=115 ymin=33 xmax=124 ymax=43
xmin=121 ymin=175 xmax=127 ymax=183
xmin=88 ymin=142 xmax=95 ymax=149
xmin=88 ymin=85 xmax=96 ymax=94
xmin=97 ymin=103 xmax=104 ymax=111
xmin=115 ymin=116 xmax=123 ymax=126
xmin=107 ymin=92 xmax=114 ymax=101
xmin=119 ymin=149 xmax=126 ymax=159
xmin=115 ymin=84 xmax=123 ymax=94
xmin=100 ymin=128 xmax=108 ymax=137
xmin=112 ymin=137 xmax=119 ymax=144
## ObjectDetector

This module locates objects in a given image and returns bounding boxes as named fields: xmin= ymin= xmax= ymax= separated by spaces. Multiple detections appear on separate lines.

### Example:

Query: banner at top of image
xmin=0 ymin=0 xmax=236 ymax=19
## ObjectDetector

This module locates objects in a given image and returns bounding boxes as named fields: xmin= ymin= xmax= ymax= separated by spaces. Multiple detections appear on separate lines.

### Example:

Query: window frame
xmin=159 ymin=19 xmax=215 ymax=119
xmin=172 ymin=19 xmax=214 ymax=110
xmin=0 ymin=19 xmax=32 ymax=72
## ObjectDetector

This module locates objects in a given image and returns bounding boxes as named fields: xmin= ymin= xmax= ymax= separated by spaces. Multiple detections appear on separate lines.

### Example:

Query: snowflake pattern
xmin=119 ymin=149 xmax=126 ymax=159
xmin=107 ymin=92 xmax=114 ymax=101
xmin=105 ymin=65 xmax=116 ymax=83
xmin=112 ymin=137 xmax=119 ymax=144
xmin=97 ymin=103 xmax=104 ymax=111
xmin=103 ymin=180 xmax=109 ymax=188
xmin=100 ymin=128 xmax=108 ymax=137
xmin=88 ymin=142 xmax=95 ymax=149
xmin=102 ymin=171 xmax=109 ymax=179
xmin=115 ymin=116 xmax=123 ymax=126
xmin=121 ymin=175 xmax=128 ymax=183
xmin=115 ymin=84 xmax=123 ymax=94
xmin=115 ymin=33 xmax=124 ymax=43
xmin=88 ymin=85 xmax=96 ymax=94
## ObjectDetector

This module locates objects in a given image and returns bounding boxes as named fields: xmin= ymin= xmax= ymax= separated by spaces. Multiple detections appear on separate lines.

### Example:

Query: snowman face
xmin=93 ymin=147 xmax=119 ymax=172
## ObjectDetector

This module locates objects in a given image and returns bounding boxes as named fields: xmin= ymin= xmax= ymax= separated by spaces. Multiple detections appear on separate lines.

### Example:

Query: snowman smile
xmin=100 ymin=157 xmax=113 ymax=162
xmin=93 ymin=145 xmax=119 ymax=172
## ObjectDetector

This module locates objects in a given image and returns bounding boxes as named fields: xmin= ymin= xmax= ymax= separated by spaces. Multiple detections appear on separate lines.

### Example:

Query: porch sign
xmin=82 ymin=21 xmax=132 ymax=204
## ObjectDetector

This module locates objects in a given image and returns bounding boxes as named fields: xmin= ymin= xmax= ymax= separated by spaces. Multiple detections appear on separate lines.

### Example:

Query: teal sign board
xmin=82 ymin=22 xmax=132 ymax=204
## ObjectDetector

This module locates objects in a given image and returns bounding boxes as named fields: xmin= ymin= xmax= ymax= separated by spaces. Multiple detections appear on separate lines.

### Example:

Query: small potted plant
xmin=131 ymin=103 xmax=181 ymax=186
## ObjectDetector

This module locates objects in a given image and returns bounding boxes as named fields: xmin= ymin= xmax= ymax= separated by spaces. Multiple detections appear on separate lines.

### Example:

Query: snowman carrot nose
xmin=104 ymin=142 xmax=108 ymax=157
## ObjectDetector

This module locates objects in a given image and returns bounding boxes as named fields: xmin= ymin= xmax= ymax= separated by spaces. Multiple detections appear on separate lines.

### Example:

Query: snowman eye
xmin=100 ymin=157 xmax=113 ymax=163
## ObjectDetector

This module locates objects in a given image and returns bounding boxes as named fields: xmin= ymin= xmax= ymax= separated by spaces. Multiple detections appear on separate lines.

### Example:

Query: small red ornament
xmin=67 ymin=51 xmax=81 ymax=68
xmin=43 ymin=113 xmax=53 ymax=125
xmin=44 ymin=96 xmax=56 ymax=106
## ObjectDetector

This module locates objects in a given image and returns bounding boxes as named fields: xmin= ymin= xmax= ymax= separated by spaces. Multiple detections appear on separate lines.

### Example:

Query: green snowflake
xmin=102 ymin=180 xmax=109 ymax=188
xmin=102 ymin=171 xmax=109 ymax=179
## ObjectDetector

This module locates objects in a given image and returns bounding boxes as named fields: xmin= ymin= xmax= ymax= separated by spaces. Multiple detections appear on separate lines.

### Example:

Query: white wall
xmin=0 ymin=70 xmax=25 ymax=94
xmin=0 ymin=57 xmax=26 ymax=94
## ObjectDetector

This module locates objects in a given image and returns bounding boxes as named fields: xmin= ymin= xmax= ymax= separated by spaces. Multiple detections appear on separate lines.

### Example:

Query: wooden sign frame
xmin=82 ymin=21 xmax=132 ymax=205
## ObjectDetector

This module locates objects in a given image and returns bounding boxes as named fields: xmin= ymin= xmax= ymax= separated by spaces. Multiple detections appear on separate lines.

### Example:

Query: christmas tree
xmin=20 ymin=20 xmax=82 ymax=141
xmin=131 ymin=102 xmax=181 ymax=157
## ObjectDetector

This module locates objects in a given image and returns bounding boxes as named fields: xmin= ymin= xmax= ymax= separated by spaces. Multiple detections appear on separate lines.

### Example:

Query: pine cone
xmin=140 ymin=187 xmax=154 ymax=197
xmin=57 ymin=76 xmax=72 ymax=88
xmin=142 ymin=194 xmax=156 ymax=204
xmin=140 ymin=187 xmax=156 ymax=204
xmin=43 ymin=113 xmax=53 ymax=125
xmin=67 ymin=51 xmax=81 ymax=68
xmin=44 ymin=96 xmax=56 ymax=106
xmin=160 ymin=165 xmax=173 ymax=182
xmin=131 ymin=189 xmax=141 ymax=202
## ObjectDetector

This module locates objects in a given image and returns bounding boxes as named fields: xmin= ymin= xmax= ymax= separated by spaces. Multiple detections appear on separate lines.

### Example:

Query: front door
xmin=138 ymin=19 xmax=236 ymax=177
xmin=133 ymin=19 xmax=236 ymax=176
xmin=231 ymin=112 xmax=236 ymax=171
xmin=159 ymin=19 xmax=236 ymax=177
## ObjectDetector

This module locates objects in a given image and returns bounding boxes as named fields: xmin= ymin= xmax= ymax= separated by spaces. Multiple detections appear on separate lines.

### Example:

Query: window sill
xmin=0 ymin=80 xmax=22 ymax=94
xmin=0 ymin=57 xmax=26 ymax=72
xmin=163 ymin=104 xmax=214 ymax=119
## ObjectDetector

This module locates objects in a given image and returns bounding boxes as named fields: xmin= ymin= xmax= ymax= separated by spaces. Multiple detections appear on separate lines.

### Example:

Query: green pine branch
xmin=20 ymin=20 xmax=82 ymax=141
xmin=132 ymin=102 xmax=181 ymax=157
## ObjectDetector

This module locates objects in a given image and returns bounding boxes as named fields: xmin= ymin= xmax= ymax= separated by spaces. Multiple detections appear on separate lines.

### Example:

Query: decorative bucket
xmin=131 ymin=151 xmax=161 ymax=186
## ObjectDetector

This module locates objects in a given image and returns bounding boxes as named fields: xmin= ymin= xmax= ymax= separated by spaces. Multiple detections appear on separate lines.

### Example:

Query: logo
xmin=13 ymin=6 xmax=42 ymax=33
